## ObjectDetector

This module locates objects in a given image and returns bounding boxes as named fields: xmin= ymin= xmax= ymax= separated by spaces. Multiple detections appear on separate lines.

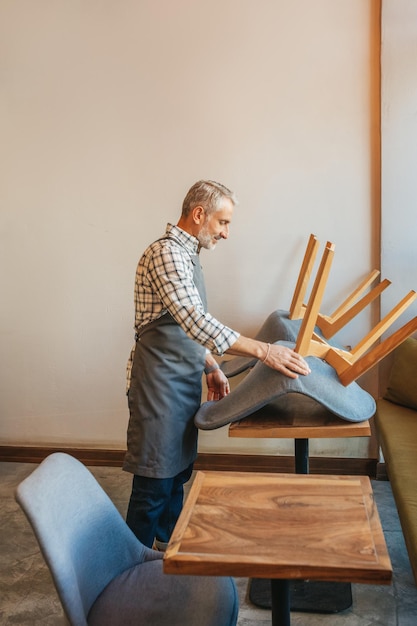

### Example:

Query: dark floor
xmin=1 ymin=461 xmax=417 ymax=625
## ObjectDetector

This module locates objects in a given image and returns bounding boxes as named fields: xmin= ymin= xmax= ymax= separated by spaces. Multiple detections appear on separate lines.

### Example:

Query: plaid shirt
xmin=126 ymin=223 xmax=239 ymax=390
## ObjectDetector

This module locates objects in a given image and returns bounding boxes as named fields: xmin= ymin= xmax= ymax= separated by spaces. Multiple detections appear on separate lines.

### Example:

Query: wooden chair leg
xmin=289 ymin=234 xmax=320 ymax=320
xmin=295 ymin=242 xmax=335 ymax=356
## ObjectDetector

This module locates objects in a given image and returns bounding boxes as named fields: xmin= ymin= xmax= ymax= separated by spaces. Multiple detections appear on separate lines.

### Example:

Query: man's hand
xmin=263 ymin=343 xmax=311 ymax=378
xmin=206 ymin=367 xmax=230 ymax=401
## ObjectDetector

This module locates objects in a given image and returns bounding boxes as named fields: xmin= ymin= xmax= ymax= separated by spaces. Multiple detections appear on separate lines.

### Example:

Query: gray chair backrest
xmin=15 ymin=453 xmax=157 ymax=626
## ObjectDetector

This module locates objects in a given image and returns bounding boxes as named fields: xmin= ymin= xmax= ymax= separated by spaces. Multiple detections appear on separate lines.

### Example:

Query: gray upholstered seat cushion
xmin=88 ymin=559 xmax=238 ymax=626
xmin=196 ymin=340 xmax=375 ymax=430
xmin=197 ymin=309 xmax=375 ymax=430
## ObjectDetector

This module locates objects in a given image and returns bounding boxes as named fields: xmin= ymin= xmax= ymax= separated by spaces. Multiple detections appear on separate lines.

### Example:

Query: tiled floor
xmin=1 ymin=461 xmax=417 ymax=625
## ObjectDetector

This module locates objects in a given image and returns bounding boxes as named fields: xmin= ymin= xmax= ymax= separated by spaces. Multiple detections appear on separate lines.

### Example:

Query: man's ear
xmin=192 ymin=205 xmax=205 ymax=224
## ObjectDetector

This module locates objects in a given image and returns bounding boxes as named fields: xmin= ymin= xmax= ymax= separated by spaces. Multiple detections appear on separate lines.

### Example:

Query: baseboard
xmin=0 ymin=445 xmax=378 ymax=477
xmin=0 ymin=445 xmax=125 ymax=466
xmin=195 ymin=453 xmax=377 ymax=476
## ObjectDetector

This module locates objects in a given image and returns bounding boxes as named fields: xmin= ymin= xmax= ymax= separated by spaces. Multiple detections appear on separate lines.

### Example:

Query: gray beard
xmin=198 ymin=226 xmax=218 ymax=250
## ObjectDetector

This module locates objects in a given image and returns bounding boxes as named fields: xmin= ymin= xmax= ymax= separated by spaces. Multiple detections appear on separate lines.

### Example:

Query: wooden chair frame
xmin=289 ymin=234 xmax=417 ymax=386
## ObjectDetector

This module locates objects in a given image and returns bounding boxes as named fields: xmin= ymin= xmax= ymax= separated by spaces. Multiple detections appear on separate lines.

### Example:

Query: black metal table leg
xmin=270 ymin=579 xmax=290 ymax=626
xmin=294 ymin=438 xmax=309 ymax=474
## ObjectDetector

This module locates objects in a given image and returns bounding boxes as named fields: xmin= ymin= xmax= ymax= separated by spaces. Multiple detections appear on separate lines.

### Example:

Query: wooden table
xmin=228 ymin=401 xmax=372 ymax=474
xmin=228 ymin=401 xmax=372 ymax=612
xmin=164 ymin=470 xmax=391 ymax=626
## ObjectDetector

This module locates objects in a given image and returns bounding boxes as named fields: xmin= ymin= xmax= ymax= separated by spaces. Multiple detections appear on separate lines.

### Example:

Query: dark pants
xmin=125 ymin=463 xmax=194 ymax=548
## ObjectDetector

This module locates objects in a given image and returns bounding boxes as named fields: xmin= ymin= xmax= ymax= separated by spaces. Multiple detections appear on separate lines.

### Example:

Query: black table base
xmin=250 ymin=578 xmax=353 ymax=615
xmin=250 ymin=437 xmax=353 ymax=622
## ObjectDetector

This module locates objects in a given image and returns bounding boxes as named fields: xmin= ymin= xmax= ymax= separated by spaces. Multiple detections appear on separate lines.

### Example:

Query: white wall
xmin=1 ymin=1 xmax=383 ymax=457
xmin=381 ymin=0 xmax=417 ymax=336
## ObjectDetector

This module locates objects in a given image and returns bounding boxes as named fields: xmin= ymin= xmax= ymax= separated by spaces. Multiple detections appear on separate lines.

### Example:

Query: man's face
xmin=197 ymin=197 xmax=234 ymax=250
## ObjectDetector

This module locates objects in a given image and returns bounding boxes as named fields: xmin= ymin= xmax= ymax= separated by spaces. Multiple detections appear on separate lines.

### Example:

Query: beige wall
xmin=381 ymin=0 xmax=417 ymax=328
xmin=1 ymin=1 xmax=410 ymax=460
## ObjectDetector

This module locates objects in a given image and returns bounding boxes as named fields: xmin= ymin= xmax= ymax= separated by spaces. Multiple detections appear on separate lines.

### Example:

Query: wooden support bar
xmin=327 ymin=270 xmax=380 ymax=321
xmin=350 ymin=291 xmax=417 ymax=359
xmin=317 ymin=278 xmax=391 ymax=339
xmin=339 ymin=316 xmax=417 ymax=386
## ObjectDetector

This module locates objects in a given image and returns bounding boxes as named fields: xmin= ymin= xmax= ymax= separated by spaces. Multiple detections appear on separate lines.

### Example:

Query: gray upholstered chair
xmin=15 ymin=453 xmax=239 ymax=626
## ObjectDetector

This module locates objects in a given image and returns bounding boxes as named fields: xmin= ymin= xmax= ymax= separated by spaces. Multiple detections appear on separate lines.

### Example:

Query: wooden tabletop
xmin=164 ymin=471 xmax=391 ymax=585
xmin=228 ymin=402 xmax=371 ymax=439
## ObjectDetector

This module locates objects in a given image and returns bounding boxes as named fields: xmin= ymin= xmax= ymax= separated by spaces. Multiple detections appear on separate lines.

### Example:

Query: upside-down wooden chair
xmin=289 ymin=234 xmax=417 ymax=386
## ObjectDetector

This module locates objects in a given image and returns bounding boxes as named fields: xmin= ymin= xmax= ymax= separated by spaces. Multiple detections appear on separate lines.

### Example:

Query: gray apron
xmin=123 ymin=246 xmax=207 ymax=479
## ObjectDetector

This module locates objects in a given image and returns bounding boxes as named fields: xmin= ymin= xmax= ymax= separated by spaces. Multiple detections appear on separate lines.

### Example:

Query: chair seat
xmin=88 ymin=559 xmax=238 ymax=626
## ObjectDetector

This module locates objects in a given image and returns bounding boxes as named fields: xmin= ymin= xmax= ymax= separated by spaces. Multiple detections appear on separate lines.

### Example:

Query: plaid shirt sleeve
xmin=138 ymin=238 xmax=240 ymax=356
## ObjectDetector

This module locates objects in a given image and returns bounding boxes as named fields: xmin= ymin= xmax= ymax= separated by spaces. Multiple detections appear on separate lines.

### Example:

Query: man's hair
xmin=181 ymin=180 xmax=237 ymax=217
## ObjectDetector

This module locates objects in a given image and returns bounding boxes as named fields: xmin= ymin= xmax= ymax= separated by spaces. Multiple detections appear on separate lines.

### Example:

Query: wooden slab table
xmin=228 ymin=401 xmax=372 ymax=475
xmin=228 ymin=401 xmax=372 ymax=612
xmin=164 ymin=470 xmax=392 ymax=626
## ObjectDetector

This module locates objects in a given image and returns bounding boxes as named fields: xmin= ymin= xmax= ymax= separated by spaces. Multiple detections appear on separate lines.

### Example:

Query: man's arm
xmin=225 ymin=336 xmax=310 ymax=379
xmin=203 ymin=336 xmax=310 ymax=403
